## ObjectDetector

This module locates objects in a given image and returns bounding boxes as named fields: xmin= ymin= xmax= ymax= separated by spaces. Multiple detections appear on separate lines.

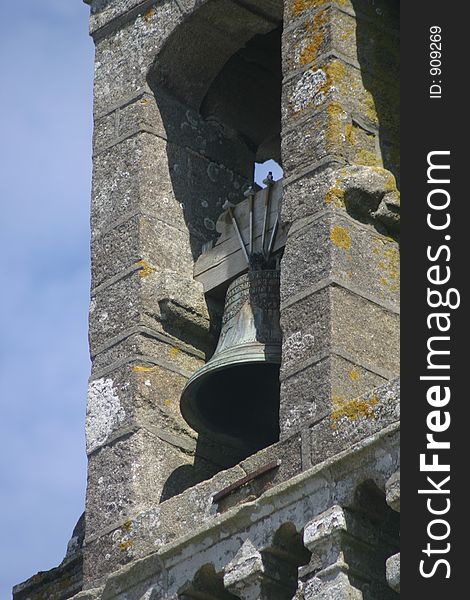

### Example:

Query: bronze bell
xmin=180 ymin=269 xmax=282 ymax=450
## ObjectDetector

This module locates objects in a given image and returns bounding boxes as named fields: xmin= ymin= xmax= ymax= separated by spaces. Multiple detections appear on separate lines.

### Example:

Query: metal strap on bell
xmin=180 ymin=174 xmax=283 ymax=449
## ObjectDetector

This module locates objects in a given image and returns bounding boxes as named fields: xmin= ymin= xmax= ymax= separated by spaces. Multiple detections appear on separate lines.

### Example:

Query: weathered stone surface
xmin=281 ymin=208 xmax=400 ymax=308
xmin=386 ymin=552 xmax=400 ymax=592
xmin=385 ymin=470 xmax=400 ymax=512
xmin=80 ymin=425 xmax=399 ymax=599
xmin=310 ymin=379 xmax=400 ymax=466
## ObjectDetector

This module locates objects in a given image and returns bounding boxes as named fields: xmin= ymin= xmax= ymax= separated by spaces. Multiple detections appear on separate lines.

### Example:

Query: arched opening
xmin=148 ymin=0 xmax=284 ymax=259
xmin=179 ymin=563 xmax=240 ymax=600
xmin=260 ymin=522 xmax=312 ymax=599
xmin=345 ymin=480 xmax=400 ymax=598
xmin=148 ymin=0 xmax=284 ymax=464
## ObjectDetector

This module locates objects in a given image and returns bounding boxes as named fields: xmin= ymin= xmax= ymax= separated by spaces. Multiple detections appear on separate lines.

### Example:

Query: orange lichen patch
xmin=325 ymin=102 xmax=346 ymax=150
xmin=292 ymin=0 xmax=347 ymax=16
xmin=169 ymin=347 xmax=180 ymax=358
xmin=345 ymin=122 xmax=356 ymax=145
xmin=331 ymin=393 xmax=379 ymax=428
xmin=299 ymin=11 xmax=327 ymax=66
xmin=330 ymin=224 xmax=351 ymax=250
xmin=349 ymin=368 xmax=360 ymax=381
xmin=119 ymin=539 xmax=135 ymax=551
xmin=135 ymin=259 xmax=155 ymax=278
xmin=141 ymin=97 xmax=151 ymax=105
xmin=121 ymin=519 xmax=133 ymax=533
xmin=165 ymin=399 xmax=172 ymax=407
xmin=144 ymin=7 xmax=155 ymax=22
xmin=325 ymin=59 xmax=346 ymax=83
xmin=133 ymin=365 xmax=156 ymax=373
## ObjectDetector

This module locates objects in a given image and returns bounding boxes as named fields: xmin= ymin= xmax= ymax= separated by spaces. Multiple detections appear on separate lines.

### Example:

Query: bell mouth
xmin=181 ymin=358 xmax=280 ymax=450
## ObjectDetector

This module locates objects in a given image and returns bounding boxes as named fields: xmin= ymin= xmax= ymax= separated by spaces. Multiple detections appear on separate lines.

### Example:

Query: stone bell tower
xmin=14 ymin=1 xmax=400 ymax=599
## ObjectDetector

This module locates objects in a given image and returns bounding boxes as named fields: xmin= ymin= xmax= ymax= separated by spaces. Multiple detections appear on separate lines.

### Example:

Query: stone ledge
xmin=84 ymin=420 xmax=399 ymax=596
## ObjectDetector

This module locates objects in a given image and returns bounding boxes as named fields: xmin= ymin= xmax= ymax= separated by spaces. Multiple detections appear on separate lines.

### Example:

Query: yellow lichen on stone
xmin=299 ymin=11 xmax=327 ymax=66
xmin=356 ymin=148 xmax=382 ymax=167
xmin=135 ymin=259 xmax=155 ymax=278
xmin=133 ymin=365 xmax=156 ymax=373
xmin=376 ymin=242 xmax=399 ymax=291
xmin=325 ymin=59 xmax=346 ymax=83
xmin=326 ymin=102 xmax=346 ymax=150
xmin=325 ymin=186 xmax=345 ymax=208
xmin=330 ymin=224 xmax=351 ymax=250
xmin=364 ymin=94 xmax=379 ymax=126
xmin=349 ymin=368 xmax=360 ymax=381
xmin=169 ymin=347 xmax=180 ymax=358
xmin=292 ymin=0 xmax=347 ymax=16
xmin=384 ymin=171 xmax=398 ymax=193
xmin=119 ymin=539 xmax=134 ymax=551
xmin=340 ymin=22 xmax=355 ymax=41
xmin=345 ymin=122 xmax=356 ymax=145
xmin=121 ymin=519 xmax=133 ymax=533
xmin=331 ymin=393 xmax=379 ymax=428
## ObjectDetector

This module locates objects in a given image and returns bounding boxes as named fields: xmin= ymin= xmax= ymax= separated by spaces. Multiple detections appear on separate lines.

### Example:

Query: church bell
xmin=180 ymin=268 xmax=282 ymax=449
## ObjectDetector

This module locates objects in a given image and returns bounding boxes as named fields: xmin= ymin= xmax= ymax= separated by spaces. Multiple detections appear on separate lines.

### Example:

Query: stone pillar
xmin=300 ymin=505 xmax=397 ymax=599
xmin=279 ymin=0 xmax=400 ymax=438
xmin=83 ymin=0 xmax=260 ymax=587
xmin=224 ymin=545 xmax=297 ymax=600
xmin=385 ymin=471 xmax=400 ymax=593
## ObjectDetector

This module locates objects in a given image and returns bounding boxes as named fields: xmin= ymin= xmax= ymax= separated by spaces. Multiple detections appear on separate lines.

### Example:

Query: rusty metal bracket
xmin=213 ymin=459 xmax=281 ymax=504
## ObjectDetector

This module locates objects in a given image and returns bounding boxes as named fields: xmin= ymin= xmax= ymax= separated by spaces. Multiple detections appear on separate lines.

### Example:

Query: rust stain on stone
xmin=144 ymin=7 xmax=155 ymax=22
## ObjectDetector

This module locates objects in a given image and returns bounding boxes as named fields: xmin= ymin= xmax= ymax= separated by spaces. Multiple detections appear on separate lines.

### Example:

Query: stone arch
xmin=147 ymin=0 xmax=285 ymax=260
xmin=260 ymin=522 xmax=312 ymax=599
xmin=179 ymin=563 xmax=240 ymax=600
xmin=344 ymin=479 xmax=400 ymax=598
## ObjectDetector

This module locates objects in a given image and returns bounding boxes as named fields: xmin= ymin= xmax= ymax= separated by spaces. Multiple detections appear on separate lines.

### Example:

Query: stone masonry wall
xmin=279 ymin=0 xmax=400 ymax=438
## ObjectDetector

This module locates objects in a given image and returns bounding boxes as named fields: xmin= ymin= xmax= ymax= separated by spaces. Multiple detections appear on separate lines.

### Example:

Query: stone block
xmin=91 ymin=214 xmax=141 ymax=288
xmin=91 ymin=133 xmax=186 ymax=239
xmin=280 ymin=287 xmax=331 ymax=374
xmin=385 ymin=470 xmax=400 ymax=512
xmin=89 ymin=270 xmax=143 ymax=352
xmin=310 ymin=379 xmax=400 ymax=466
xmin=386 ymin=552 xmax=400 ymax=592
xmin=330 ymin=285 xmax=399 ymax=376
xmin=85 ymin=427 xmax=194 ymax=536
xmin=91 ymin=4 xmax=182 ymax=113
xmin=280 ymin=358 xmax=332 ymax=434
xmin=282 ymin=210 xmax=399 ymax=308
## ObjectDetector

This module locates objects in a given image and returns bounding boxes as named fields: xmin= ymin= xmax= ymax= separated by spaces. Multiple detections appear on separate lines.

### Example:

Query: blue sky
xmin=0 ymin=2 xmax=93 ymax=597
xmin=0 ymin=3 xmax=282 ymax=598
